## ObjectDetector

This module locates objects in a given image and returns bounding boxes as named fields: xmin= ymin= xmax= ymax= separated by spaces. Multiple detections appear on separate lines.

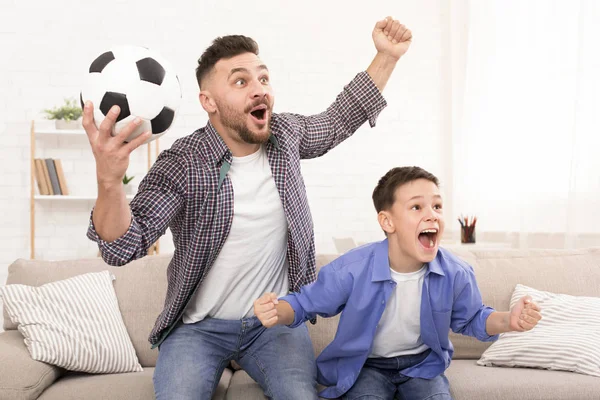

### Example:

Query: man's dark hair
xmin=196 ymin=35 xmax=259 ymax=89
xmin=372 ymin=166 xmax=440 ymax=213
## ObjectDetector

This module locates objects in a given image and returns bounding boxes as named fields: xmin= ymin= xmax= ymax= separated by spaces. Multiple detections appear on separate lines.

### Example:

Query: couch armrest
xmin=0 ymin=330 xmax=63 ymax=400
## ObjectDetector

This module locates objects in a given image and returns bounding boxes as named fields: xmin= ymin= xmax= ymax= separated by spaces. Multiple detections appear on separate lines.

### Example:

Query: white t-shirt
xmin=183 ymin=146 xmax=289 ymax=322
xmin=369 ymin=265 xmax=430 ymax=358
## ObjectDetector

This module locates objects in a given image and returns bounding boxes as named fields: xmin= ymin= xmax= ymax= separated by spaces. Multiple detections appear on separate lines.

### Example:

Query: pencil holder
xmin=461 ymin=225 xmax=476 ymax=244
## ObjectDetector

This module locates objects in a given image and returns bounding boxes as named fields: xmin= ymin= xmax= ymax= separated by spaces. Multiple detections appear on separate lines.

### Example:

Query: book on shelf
xmin=54 ymin=159 xmax=69 ymax=195
xmin=39 ymin=158 xmax=53 ymax=195
xmin=45 ymin=159 xmax=62 ymax=195
xmin=34 ymin=158 xmax=69 ymax=196
xmin=33 ymin=159 xmax=50 ymax=195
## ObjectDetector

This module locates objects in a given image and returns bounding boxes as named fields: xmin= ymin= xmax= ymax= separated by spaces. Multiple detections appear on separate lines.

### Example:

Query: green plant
xmin=43 ymin=98 xmax=83 ymax=122
xmin=123 ymin=174 xmax=135 ymax=185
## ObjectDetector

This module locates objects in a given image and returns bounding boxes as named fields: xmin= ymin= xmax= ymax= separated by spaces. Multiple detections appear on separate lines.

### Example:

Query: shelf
xmin=30 ymin=120 xmax=159 ymax=259
xmin=35 ymin=195 xmax=135 ymax=201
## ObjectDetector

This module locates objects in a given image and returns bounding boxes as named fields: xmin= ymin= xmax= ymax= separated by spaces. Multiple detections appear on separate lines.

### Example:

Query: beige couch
xmin=1 ymin=247 xmax=599 ymax=400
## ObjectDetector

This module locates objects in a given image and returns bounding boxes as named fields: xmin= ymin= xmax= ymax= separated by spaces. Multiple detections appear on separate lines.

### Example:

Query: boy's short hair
xmin=372 ymin=166 xmax=440 ymax=212
xmin=196 ymin=35 xmax=259 ymax=89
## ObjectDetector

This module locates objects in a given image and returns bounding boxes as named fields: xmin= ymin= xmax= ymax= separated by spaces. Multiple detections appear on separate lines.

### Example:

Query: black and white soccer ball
xmin=80 ymin=45 xmax=182 ymax=143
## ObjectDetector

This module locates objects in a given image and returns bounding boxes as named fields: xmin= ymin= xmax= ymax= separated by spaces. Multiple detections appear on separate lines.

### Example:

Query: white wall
xmin=0 ymin=0 xmax=452 ymax=325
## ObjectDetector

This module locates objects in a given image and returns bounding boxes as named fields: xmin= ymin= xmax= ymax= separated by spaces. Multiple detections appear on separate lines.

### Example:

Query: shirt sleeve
xmin=86 ymin=149 xmax=187 ymax=266
xmin=450 ymin=265 xmax=499 ymax=342
xmin=280 ymin=260 xmax=350 ymax=328
xmin=280 ymin=71 xmax=387 ymax=160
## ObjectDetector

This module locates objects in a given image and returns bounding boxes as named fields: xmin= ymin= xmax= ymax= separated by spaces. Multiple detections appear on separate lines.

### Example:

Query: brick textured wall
xmin=0 ymin=1 xmax=452 ymax=328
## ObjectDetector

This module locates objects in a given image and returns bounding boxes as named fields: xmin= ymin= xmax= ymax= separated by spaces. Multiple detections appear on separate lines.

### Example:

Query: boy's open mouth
xmin=418 ymin=228 xmax=438 ymax=249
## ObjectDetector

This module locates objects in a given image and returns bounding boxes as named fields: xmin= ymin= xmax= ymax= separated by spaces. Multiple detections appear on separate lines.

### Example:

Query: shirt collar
xmin=371 ymin=238 xmax=445 ymax=282
xmin=426 ymin=253 xmax=445 ymax=276
xmin=203 ymin=120 xmax=280 ymax=166
xmin=204 ymin=121 xmax=231 ymax=165
xmin=204 ymin=121 xmax=281 ymax=189
xmin=372 ymin=239 xmax=392 ymax=282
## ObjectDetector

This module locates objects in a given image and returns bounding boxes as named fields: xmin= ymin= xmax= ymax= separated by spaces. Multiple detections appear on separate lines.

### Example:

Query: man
xmin=83 ymin=16 xmax=412 ymax=400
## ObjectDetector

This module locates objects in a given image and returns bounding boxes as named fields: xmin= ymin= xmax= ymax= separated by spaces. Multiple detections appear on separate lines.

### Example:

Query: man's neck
xmin=210 ymin=117 xmax=260 ymax=157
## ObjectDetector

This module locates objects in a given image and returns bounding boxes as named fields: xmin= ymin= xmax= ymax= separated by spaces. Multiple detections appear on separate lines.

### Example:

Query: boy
xmin=254 ymin=166 xmax=542 ymax=400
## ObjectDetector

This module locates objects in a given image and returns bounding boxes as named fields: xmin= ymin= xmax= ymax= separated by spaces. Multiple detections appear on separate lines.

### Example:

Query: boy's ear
xmin=377 ymin=211 xmax=395 ymax=234
xmin=199 ymin=90 xmax=217 ymax=114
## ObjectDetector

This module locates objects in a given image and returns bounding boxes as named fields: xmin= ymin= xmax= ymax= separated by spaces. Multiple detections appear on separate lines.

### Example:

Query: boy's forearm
xmin=485 ymin=311 xmax=511 ymax=335
xmin=275 ymin=300 xmax=295 ymax=326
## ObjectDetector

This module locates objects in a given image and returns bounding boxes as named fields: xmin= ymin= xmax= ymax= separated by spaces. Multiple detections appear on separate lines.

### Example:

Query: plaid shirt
xmin=87 ymin=71 xmax=386 ymax=346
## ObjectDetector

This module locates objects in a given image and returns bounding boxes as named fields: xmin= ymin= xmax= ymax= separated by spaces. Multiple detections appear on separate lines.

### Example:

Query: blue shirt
xmin=281 ymin=239 xmax=498 ymax=399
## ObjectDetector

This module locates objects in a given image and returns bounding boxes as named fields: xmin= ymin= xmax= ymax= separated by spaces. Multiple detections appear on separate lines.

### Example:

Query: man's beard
xmin=215 ymin=99 xmax=271 ymax=145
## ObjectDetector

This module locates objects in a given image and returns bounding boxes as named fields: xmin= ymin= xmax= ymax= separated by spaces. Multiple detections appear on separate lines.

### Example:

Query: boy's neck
xmin=389 ymin=259 xmax=424 ymax=274
xmin=388 ymin=242 xmax=425 ymax=273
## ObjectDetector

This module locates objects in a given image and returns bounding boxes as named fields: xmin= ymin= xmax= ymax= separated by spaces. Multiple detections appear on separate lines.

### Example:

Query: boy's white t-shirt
xmin=182 ymin=146 xmax=289 ymax=323
xmin=369 ymin=265 xmax=430 ymax=358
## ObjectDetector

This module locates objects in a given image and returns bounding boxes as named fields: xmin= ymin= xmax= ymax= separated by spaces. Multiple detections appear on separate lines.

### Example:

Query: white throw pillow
xmin=0 ymin=270 xmax=142 ymax=373
xmin=477 ymin=283 xmax=600 ymax=377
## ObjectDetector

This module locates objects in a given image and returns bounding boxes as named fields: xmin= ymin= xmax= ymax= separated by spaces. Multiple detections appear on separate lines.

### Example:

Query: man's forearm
xmin=486 ymin=311 xmax=511 ymax=335
xmin=92 ymin=182 xmax=132 ymax=242
xmin=275 ymin=300 xmax=295 ymax=326
xmin=366 ymin=52 xmax=399 ymax=92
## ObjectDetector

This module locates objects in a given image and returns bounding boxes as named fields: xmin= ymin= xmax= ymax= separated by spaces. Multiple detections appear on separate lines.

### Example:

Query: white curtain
xmin=451 ymin=0 xmax=600 ymax=248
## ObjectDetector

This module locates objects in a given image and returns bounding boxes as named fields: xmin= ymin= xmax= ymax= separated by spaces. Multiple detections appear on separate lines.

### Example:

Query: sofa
xmin=1 ymin=246 xmax=599 ymax=400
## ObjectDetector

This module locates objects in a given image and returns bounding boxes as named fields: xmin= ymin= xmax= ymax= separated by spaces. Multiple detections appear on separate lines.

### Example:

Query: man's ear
xmin=377 ymin=211 xmax=395 ymax=234
xmin=199 ymin=90 xmax=217 ymax=114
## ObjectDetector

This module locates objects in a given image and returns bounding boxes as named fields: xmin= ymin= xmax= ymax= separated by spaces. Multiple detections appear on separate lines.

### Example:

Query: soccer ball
xmin=80 ymin=45 xmax=182 ymax=143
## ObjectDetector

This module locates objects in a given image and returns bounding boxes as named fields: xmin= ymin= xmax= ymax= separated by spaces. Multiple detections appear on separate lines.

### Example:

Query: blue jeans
xmin=153 ymin=316 xmax=318 ymax=400
xmin=343 ymin=349 xmax=452 ymax=400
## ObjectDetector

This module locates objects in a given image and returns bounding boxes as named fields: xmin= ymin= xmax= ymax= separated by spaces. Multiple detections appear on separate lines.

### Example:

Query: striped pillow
xmin=477 ymin=284 xmax=600 ymax=377
xmin=0 ymin=270 xmax=142 ymax=373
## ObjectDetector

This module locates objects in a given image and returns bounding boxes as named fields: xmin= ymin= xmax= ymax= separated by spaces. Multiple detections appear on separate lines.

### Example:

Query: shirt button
xmin=381 ymin=300 xmax=384 ymax=304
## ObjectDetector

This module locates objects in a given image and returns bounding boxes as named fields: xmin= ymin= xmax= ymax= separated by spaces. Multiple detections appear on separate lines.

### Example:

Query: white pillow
xmin=0 ymin=270 xmax=142 ymax=373
xmin=477 ymin=284 xmax=600 ymax=377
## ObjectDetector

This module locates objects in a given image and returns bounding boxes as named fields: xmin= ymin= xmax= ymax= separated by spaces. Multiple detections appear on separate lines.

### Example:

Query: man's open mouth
xmin=250 ymin=105 xmax=267 ymax=121
xmin=418 ymin=228 xmax=438 ymax=249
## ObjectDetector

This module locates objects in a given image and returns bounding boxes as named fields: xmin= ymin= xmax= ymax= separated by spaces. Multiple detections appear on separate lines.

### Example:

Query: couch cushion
xmin=37 ymin=367 xmax=232 ymax=400
xmin=0 ymin=330 xmax=63 ymax=400
xmin=447 ymin=359 xmax=600 ymax=400
xmin=1 ymin=271 xmax=143 ymax=374
xmin=315 ymin=254 xmax=341 ymax=270
xmin=467 ymin=247 xmax=600 ymax=306
xmin=447 ymin=247 xmax=600 ymax=359
xmin=4 ymin=255 xmax=172 ymax=367
xmin=478 ymin=283 xmax=600 ymax=377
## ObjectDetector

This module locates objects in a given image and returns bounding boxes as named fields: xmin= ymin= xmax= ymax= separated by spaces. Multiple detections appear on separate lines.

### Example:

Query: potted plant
xmin=123 ymin=173 xmax=135 ymax=194
xmin=43 ymin=98 xmax=83 ymax=130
